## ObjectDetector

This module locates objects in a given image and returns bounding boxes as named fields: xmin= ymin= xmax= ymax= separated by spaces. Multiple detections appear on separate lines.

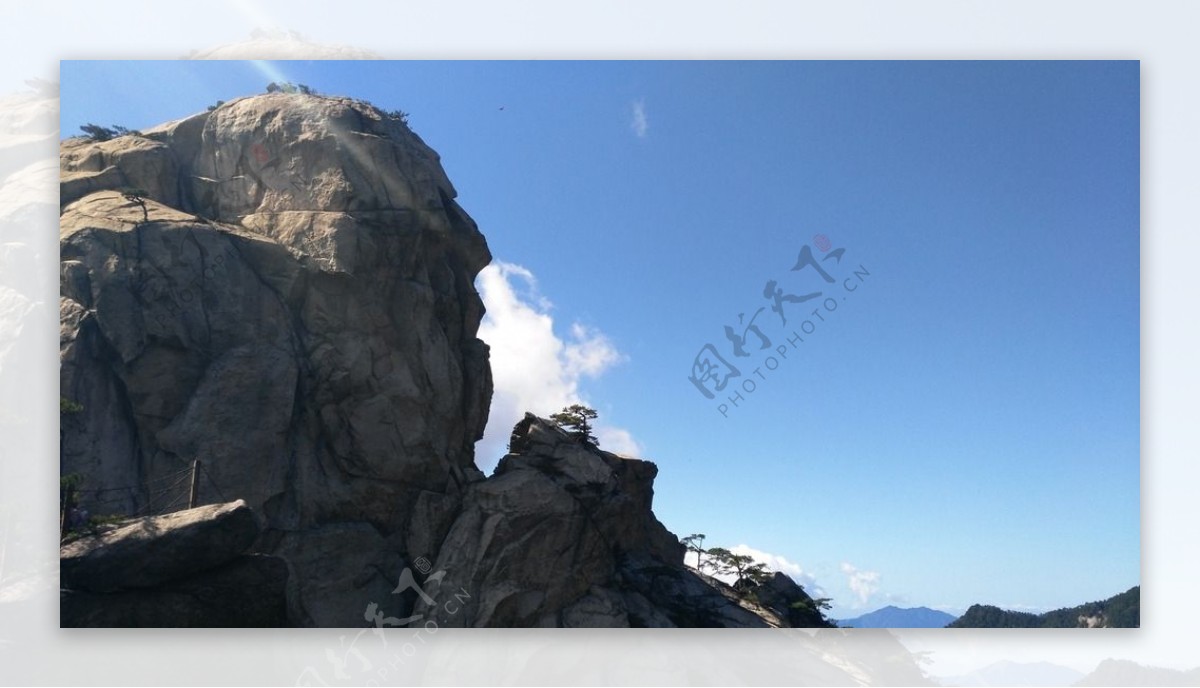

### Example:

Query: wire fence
xmin=60 ymin=460 xmax=232 ymax=540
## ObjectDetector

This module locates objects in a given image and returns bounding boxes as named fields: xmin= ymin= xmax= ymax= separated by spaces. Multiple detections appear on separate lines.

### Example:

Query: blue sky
xmin=60 ymin=60 xmax=1139 ymax=619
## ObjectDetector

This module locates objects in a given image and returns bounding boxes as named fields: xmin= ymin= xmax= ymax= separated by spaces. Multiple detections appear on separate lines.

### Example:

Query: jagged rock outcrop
xmin=59 ymin=500 xmax=288 ymax=627
xmin=59 ymin=93 xmax=831 ymax=628
xmin=59 ymin=93 xmax=492 ymax=625
xmin=418 ymin=414 xmax=832 ymax=628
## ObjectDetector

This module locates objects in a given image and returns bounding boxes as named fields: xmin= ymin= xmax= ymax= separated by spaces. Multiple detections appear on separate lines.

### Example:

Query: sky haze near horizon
xmin=59 ymin=59 xmax=1139 ymax=619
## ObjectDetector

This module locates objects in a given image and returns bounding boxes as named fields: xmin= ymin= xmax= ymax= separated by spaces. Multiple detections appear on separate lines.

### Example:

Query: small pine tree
xmin=386 ymin=108 xmax=411 ymax=126
xmin=120 ymin=187 xmax=149 ymax=223
xmin=681 ymin=533 xmax=706 ymax=569
xmin=703 ymin=547 xmax=770 ymax=587
xmin=549 ymin=404 xmax=599 ymax=446
xmin=79 ymin=123 xmax=139 ymax=141
xmin=79 ymin=123 xmax=116 ymax=141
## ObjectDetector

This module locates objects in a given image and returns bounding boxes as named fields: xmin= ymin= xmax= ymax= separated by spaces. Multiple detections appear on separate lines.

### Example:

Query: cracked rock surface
xmin=59 ymin=93 xmax=834 ymax=629
xmin=59 ymin=94 xmax=492 ymax=626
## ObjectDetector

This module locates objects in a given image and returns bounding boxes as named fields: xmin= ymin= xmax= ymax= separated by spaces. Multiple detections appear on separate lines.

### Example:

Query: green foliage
xmin=60 ymin=473 xmax=83 ymax=525
xmin=60 ymin=471 xmax=130 ymax=540
xmin=948 ymin=604 xmax=1040 ymax=628
xmin=86 ymin=514 xmax=128 ymax=529
xmin=60 ymin=473 xmax=84 ymax=492
xmin=1040 ymin=586 xmax=1140 ymax=628
xmin=697 ymin=540 xmax=836 ymax=627
xmin=79 ymin=123 xmax=140 ymax=142
xmin=59 ymin=397 xmax=83 ymax=414
xmin=61 ymin=513 xmax=129 ymax=541
xmin=265 ymin=82 xmax=316 ymax=95
xmin=948 ymin=587 xmax=1139 ymax=628
xmin=680 ymin=533 xmax=706 ymax=569
xmin=206 ymin=100 xmax=225 ymax=112
xmin=700 ymin=546 xmax=769 ymax=586
xmin=789 ymin=597 xmax=837 ymax=627
xmin=385 ymin=108 xmax=411 ymax=126
xmin=701 ymin=546 xmax=733 ymax=576
xmin=550 ymin=404 xmax=599 ymax=446
xmin=80 ymin=123 xmax=115 ymax=141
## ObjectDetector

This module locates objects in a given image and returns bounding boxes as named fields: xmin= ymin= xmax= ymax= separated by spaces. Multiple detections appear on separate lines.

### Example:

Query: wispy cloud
xmin=630 ymin=99 xmax=648 ymax=138
xmin=840 ymin=562 xmax=882 ymax=606
xmin=475 ymin=261 xmax=635 ymax=469
xmin=595 ymin=426 xmax=643 ymax=456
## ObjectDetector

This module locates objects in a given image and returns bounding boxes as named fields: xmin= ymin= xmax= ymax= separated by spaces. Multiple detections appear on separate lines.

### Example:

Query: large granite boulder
xmin=60 ymin=500 xmax=259 ymax=593
xmin=59 ymin=93 xmax=493 ymax=625
xmin=59 ymin=500 xmax=289 ymax=627
xmin=417 ymin=413 xmax=823 ymax=628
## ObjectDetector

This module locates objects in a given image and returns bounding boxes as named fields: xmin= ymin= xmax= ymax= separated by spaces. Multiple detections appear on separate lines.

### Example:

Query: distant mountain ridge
xmin=1074 ymin=659 xmax=1200 ymax=686
xmin=948 ymin=586 xmax=1139 ymax=628
xmin=836 ymin=605 xmax=958 ymax=628
xmin=936 ymin=660 xmax=1083 ymax=687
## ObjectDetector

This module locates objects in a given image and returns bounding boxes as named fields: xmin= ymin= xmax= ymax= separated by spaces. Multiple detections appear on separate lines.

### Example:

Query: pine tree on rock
xmin=550 ymin=404 xmax=599 ymax=446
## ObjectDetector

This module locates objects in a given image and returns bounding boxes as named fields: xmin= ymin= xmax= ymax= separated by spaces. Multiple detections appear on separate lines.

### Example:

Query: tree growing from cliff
xmin=386 ymin=108 xmax=410 ymax=126
xmin=79 ymin=123 xmax=139 ymax=142
xmin=681 ymin=533 xmax=706 ymax=569
xmin=703 ymin=547 xmax=771 ymax=587
xmin=120 ymin=188 xmax=149 ymax=223
xmin=790 ymin=597 xmax=833 ymax=614
xmin=550 ymin=404 xmax=598 ymax=446
xmin=266 ymin=82 xmax=316 ymax=95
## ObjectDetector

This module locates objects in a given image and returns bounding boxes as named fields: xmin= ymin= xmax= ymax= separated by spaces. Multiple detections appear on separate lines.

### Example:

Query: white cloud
xmin=474 ymin=261 xmax=636 ymax=470
xmin=563 ymin=323 xmax=621 ymax=376
xmin=840 ymin=562 xmax=882 ymax=606
xmin=732 ymin=544 xmax=806 ymax=581
xmin=594 ymin=426 xmax=643 ymax=456
xmin=631 ymin=99 xmax=648 ymax=138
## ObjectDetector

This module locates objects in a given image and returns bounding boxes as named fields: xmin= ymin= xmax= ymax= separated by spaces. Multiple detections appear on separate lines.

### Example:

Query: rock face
xmin=61 ymin=554 xmax=289 ymax=628
xmin=59 ymin=500 xmax=288 ymax=627
xmin=417 ymin=414 xmax=832 ymax=628
xmin=59 ymin=93 xmax=831 ymax=628
xmin=59 ymin=94 xmax=492 ymax=625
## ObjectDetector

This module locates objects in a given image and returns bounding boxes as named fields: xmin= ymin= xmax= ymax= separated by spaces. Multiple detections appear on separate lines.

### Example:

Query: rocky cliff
xmin=60 ymin=93 xmax=491 ymax=626
xmin=59 ymin=93 xmax=828 ymax=628
xmin=418 ymin=413 xmax=832 ymax=628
